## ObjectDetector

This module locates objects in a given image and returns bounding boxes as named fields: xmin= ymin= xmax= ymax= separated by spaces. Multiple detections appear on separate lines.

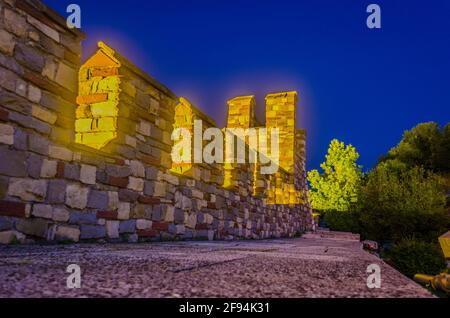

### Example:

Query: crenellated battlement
xmin=0 ymin=0 xmax=312 ymax=245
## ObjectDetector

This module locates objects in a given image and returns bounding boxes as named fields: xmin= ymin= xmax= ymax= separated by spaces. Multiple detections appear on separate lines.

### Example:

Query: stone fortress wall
xmin=0 ymin=0 xmax=312 ymax=244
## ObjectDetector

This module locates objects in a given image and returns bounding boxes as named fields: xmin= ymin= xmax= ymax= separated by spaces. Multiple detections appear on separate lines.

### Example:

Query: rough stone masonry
xmin=0 ymin=0 xmax=313 ymax=245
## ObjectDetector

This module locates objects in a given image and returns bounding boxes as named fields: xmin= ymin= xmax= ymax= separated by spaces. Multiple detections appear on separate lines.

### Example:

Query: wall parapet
xmin=0 ymin=0 xmax=312 ymax=245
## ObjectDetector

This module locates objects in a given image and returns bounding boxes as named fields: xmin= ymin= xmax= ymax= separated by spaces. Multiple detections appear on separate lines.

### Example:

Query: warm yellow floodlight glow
xmin=75 ymin=42 xmax=121 ymax=150
xmin=171 ymin=97 xmax=195 ymax=175
xmin=75 ymin=43 xmax=304 ymax=206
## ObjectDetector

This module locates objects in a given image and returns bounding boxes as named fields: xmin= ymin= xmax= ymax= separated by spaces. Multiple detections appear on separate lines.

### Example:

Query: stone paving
xmin=0 ymin=237 xmax=434 ymax=298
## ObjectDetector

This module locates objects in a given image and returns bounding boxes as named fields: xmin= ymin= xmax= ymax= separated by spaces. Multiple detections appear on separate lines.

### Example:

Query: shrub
xmin=386 ymin=238 xmax=447 ymax=278
xmin=357 ymin=161 xmax=449 ymax=243
xmin=323 ymin=210 xmax=359 ymax=233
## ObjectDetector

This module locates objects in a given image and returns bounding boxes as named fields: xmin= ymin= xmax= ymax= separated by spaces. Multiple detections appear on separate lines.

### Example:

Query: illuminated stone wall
xmin=0 ymin=0 xmax=312 ymax=245
xmin=266 ymin=92 xmax=296 ymax=174
xmin=75 ymin=42 xmax=121 ymax=149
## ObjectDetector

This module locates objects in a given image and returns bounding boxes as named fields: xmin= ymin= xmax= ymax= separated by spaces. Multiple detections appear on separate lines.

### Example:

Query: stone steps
xmin=303 ymin=230 xmax=361 ymax=241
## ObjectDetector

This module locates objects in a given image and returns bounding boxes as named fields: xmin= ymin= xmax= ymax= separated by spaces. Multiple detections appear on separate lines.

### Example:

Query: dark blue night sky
xmin=45 ymin=0 xmax=450 ymax=172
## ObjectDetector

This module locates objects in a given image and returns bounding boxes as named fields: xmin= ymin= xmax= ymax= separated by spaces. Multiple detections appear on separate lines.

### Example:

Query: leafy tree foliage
xmin=382 ymin=122 xmax=450 ymax=173
xmin=308 ymin=139 xmax=363 ymax=212
xmin=357 ymin=160 xmax=448 ymax=243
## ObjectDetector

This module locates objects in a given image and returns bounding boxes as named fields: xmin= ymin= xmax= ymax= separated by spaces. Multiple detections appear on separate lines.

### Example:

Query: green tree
xmin=435 ymin=123 xmax=450 ymax=173
xmin=358 ymin=160 xmax=448 ymax=243
xmin=308 ymin=139 xmax=363 ymax=212
xmin=382 ymin=122 xmax=450 ymax=173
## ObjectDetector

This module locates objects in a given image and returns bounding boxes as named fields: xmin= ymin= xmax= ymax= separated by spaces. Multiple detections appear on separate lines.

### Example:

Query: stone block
xmin=97 ymin=211 xmax=118 ymax=220
xmin=181 ymin=196 xmax=192 ymax=210
xmin=87 ymin=190 xmax=109 ymax=210
xmin=117 ymin=202 xmax=130 ymax=220
xmin=130 ymin=160 xmax=145 ymax=178
xmin=0 ymin=123 xmax=14 ymax=145
xmin=26 ymin=153 xmax=43 ymax=179
xmin=0 ymin=200 xmax=29 ymax=218
xmin=80 ymin=225 xmax=106 ymax=239
xmin=49 ymin=145 xmax=73 ymax=161
xmin=150 ymin=125 xmax=162 ymax=140
xmin=145 ymin=166 xmax=159 ymax=180
xmin=0 ymin=216 xmax=14 ymax=231
xmin=106 ymin=220 xmax=119 ymax=239
xmin=63 ymin=163 xmax=79 ymax=180
xmin=0 ymin=230 xmax=15 ymax=244
xmin=28 ymin=85 xmax=42 ymax=103
xmin=150 ymin=205 xmax=163 ymax=221
xmin=9 ymin=111 xmax=51 ymax=135
xmin=127 ymin=233 xmax=138 ymax=242
xmin=143 ymin=181 xmax=153 ymax=196
xmin=162 ymin=131 xmax=171 ymax=145
xmin=152 ymin=221 xmax=168 ymax=231
xmin=107 ymin=191 xmax=119 ymax=210
xmin=118 ymin=189 xmax=139 ymax=202
xmin=0 ymin=148 xmax=27 ymax=177
xmin=66 ymin=184 xmax=89 ymax=209
xmin=27 ymin=15 xmax=60 ymax=43
xmin=16 ymin=218 xmax=48 ymax=238
xmin=133 ymin=204 xmax=152 ymax=219
xmin=106 ymin=165 xmax=132 ymax=178
xmin=185 ymin=213 xmax=197 ymax=229
xmin=29 ymin=31 xmax=40 ymax=42
xmin=162 ymin=205 xmax=175 ymax=222
xmin=15 ymin=78 xmax=27 ymax=97
xmin=197 ymin=229 xmax=215 ymax=241
xmin=128 ymin=177 xmax=144 ymax=192
xmin=182 ymin=229 xmax=194 ymax=240
xmin=191 ymin=189 xmax=203 ymax=200
xmin=0 ymin=29 xmax=15 ymax=55
xmin=137 ymin=229 xmax=158 ymax=238
xmin=8 ymin=178 xmax=47 ymax=202
xmin=14 ymin=129 xmax=27 ymax=150
xmin=47 ymin=180 xmax=66 ymax=204
xmin=69 ymin=211 xmax=97 ymax=225
xmin=4 ymin=9 xmax=27 ymax=38
xmin=125 ymin=135 xmax=137 ymax=147
xmin=31 ymin=105 xmax=57 ymax=124
xmin=154 ymin=181 xmax=166 ymax=197
xmin=119 ymin=219 xmax=136 ymax=234
xmin=15 ymin=43 xmax=44 ymax=73
xmin=0 ymin=66 xmax=17 ymax=91
xmin=28 ymin=133 xmax=49 ymax=156
xmin=137 ymin=120 xmax=151 ymax=136
xmin=53 ymin=207 xmax=70 ymax=222
xmin=55 ymin=62 xmax=77 ymax=92
xmin=80 ymin=164 xmax=96 ymax=185
xmin=32 ymin=204 xmax=53 ymax=219
xmin=55 ymin=225 xmax=80 ymax=242
xmin=42 ymin=57 xmax=57 ymax=80
xmin=0 ymin=177 xmax=7 ymax=199
xmin=40 ymin=159 xmax=57 ymax=178
xmin=107 ymin=176 xmax=129 ymax=188
xmin=136 ymin=219 xmax=152 ymax=230
xmin=163 ymin=173 xmax=179 ymax=186
xmin=168 ymin=224 xmax=185 ymax=235
xmin=174 ymin=208 xmax=185 ymax=223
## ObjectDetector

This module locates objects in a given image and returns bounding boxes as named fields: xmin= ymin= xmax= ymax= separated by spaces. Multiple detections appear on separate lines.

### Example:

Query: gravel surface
xmin=0 ymin=237 xmax=434 ymax=298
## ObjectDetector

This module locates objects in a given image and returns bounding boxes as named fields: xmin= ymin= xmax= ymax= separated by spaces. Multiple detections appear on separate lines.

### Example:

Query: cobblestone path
xmin=0 ymin=237 xmax=434 ymax=298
